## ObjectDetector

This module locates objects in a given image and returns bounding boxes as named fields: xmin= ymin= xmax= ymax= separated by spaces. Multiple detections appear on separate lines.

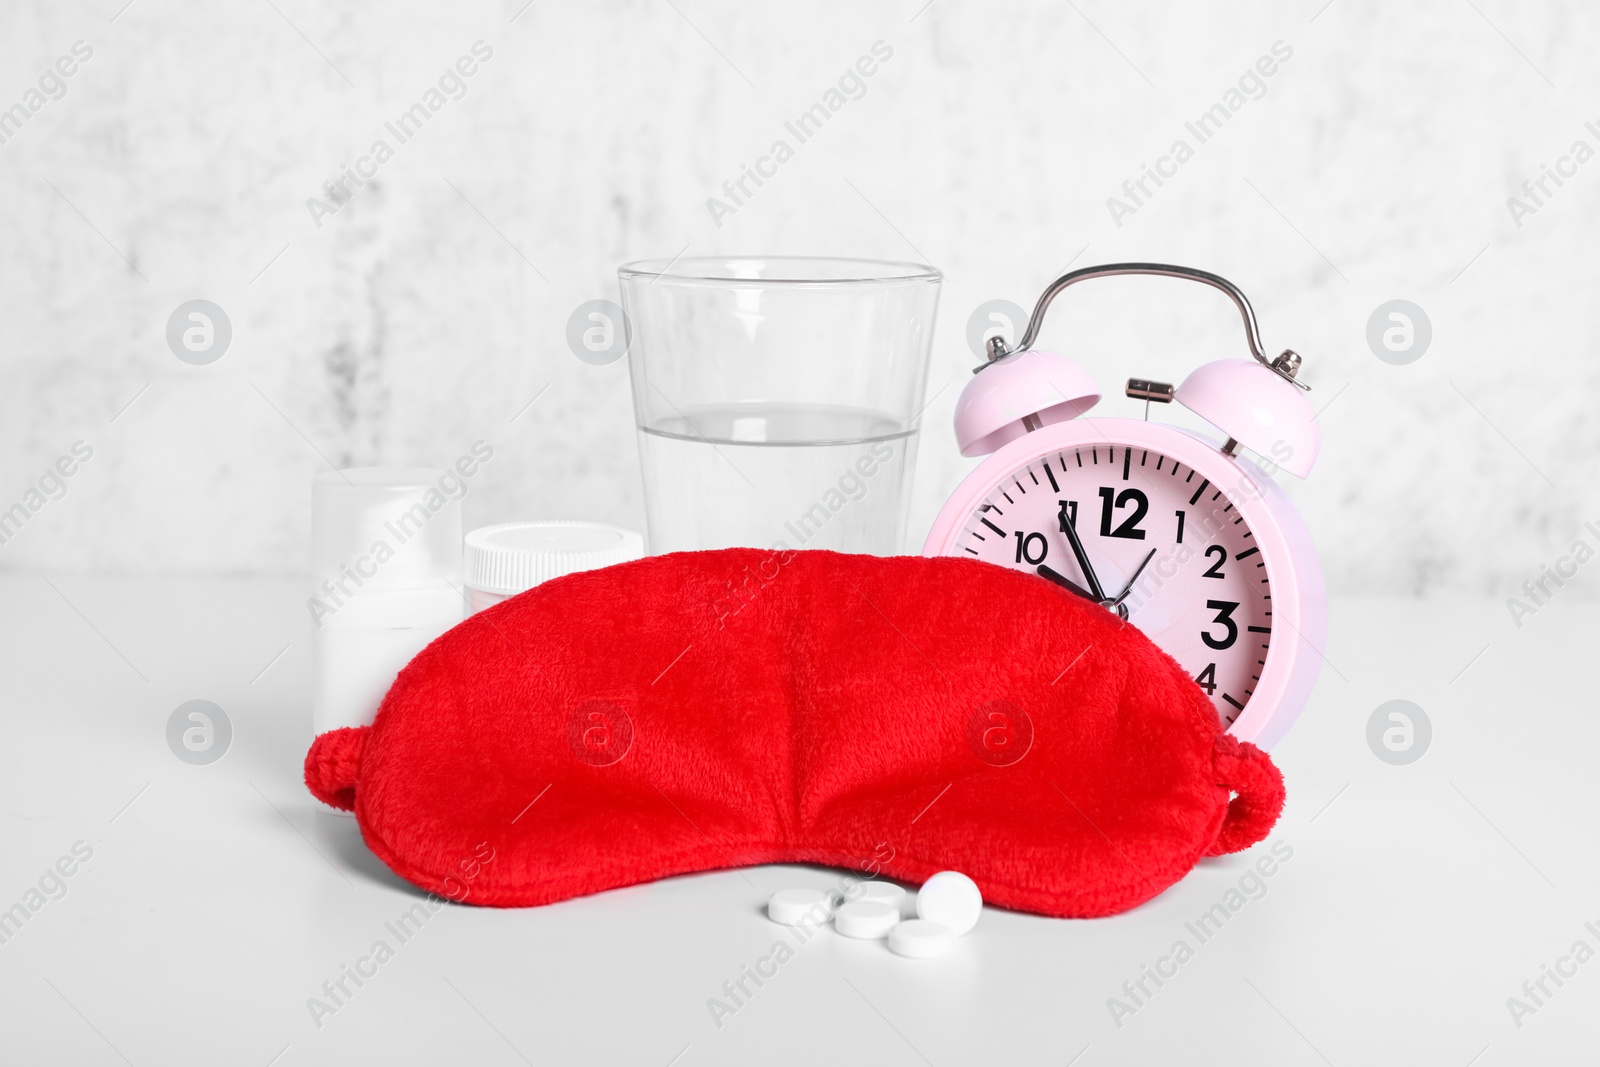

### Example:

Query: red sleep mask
xmin=304 ymin=548 xmax=1284 ymax=917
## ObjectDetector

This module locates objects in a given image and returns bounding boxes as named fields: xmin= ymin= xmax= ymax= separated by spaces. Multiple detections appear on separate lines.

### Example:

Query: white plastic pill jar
xmin=309 ymin=468 xmax=465 ymax=742
xmin=463 ymin=521 xmax=644 ymax=613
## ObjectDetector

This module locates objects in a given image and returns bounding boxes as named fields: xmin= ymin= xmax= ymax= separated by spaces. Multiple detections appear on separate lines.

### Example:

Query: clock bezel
xmin=922 ymin=417 xmax=1325 ymax=750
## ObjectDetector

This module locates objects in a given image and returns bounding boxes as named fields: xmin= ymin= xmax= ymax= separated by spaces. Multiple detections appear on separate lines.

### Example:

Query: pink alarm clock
xmin=923 ymin=264 xmax=1326 ymax=750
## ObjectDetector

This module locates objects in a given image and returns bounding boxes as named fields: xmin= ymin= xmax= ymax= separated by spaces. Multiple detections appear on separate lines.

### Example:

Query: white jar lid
xmin=464 ymin=521 xmax=644 ymax=596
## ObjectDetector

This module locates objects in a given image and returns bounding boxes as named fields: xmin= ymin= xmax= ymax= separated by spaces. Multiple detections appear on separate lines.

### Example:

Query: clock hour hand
xmin=1035 ymin=563 xmax=1098 ymax=604
xmin=1057 ymin=502 xmax=1108 ymax=602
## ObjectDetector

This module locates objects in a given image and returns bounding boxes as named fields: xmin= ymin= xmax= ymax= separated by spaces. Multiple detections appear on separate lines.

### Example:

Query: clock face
xmin=953 ymin=442 xmax=1272 ymax=727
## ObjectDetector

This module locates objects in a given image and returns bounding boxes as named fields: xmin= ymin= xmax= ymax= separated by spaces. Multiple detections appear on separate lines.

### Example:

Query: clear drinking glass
xmin=620 ymin=257 xmax=942 ymax=555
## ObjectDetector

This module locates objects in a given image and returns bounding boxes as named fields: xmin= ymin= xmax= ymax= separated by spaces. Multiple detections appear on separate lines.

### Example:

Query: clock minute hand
xmin=1057 ymin=502 xmax=1108 ymax=602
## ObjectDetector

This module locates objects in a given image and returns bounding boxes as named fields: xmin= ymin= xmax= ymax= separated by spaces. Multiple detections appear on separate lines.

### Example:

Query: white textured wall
xmin=1 ymin=0 xmax=1595 ymax=598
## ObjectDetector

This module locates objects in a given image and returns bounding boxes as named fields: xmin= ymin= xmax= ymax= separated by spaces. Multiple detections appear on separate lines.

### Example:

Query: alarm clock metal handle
xmin=1005 ymin=262 xmax=1308 ymax=390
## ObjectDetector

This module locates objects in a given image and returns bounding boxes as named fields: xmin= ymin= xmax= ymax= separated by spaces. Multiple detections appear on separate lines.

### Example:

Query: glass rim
xmin=618 ymin=255 xmax=942 ymax=287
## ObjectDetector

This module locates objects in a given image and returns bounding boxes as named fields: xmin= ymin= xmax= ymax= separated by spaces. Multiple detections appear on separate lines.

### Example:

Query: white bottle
xmin=309 ymin=468 xmax=464 ymax=744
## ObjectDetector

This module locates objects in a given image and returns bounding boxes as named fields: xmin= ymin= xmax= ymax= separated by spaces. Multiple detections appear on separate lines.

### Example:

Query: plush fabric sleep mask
xmin=305 ymin=548 xmax=1285 ymax=918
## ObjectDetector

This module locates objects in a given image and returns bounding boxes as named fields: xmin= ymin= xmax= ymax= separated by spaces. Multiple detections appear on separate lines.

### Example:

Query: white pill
xmin=834 ymin=900 xmax=900 ymax=939
xmin=856 ymin=881 xmax=908 ymax=910
xmin=888 ymin=919 xmax=954 ymax=958
xmin=768 ymin=888 xmax=832 ymax=926
xmin=916 ymin=871 xmax=982 ymax=936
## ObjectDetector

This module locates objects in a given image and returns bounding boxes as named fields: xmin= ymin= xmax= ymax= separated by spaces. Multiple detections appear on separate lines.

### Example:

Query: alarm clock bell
xmin=1174 ymin=358 xmax=1320 ymax=478
xmin=953 ymin=347 xmax=1100 ymax=457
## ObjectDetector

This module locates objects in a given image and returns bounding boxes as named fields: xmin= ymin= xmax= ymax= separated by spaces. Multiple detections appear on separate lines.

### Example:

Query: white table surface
xmin=0 ymin=573 xmax=1593 ymax=1065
